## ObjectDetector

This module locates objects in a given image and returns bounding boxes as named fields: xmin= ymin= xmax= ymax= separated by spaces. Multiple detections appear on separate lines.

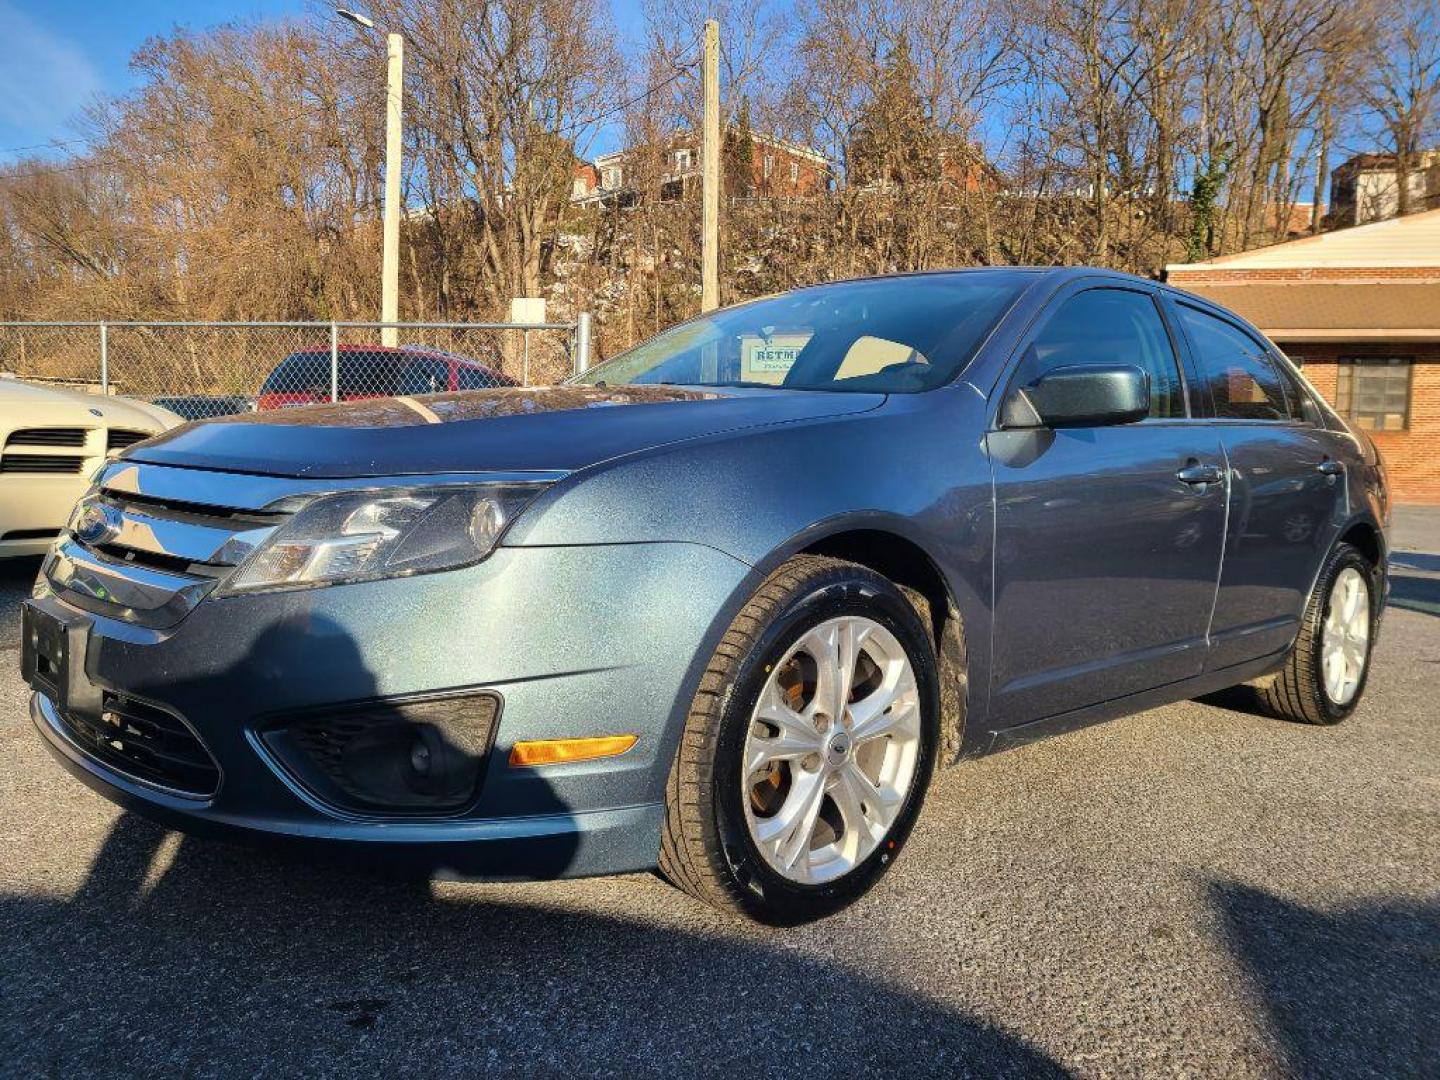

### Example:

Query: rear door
xmin=1168 ymin=300 xmax=1346 ymax=669
xmin=987 ymin=283 xmax=1228 ymax=726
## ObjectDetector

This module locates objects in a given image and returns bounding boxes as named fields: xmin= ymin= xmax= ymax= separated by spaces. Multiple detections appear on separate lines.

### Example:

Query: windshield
xmin=572 ymin=273 xmax=1029 ymax=393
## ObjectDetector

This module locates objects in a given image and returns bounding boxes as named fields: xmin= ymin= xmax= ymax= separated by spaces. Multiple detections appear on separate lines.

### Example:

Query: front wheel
xmin=659 ymin=555 xmax=940 ymax=924
xmin=1257 ymin=542 xmax=1380 ymax=725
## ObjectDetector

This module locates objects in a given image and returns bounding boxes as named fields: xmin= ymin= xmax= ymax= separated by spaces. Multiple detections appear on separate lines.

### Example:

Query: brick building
xmin=572 ymin=134 xmax=830 ymax=205
xmin=1167 ymin=208 xmax=1440 ymax=503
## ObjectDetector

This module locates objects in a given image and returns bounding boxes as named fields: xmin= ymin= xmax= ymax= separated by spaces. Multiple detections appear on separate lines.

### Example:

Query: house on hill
xmin=572 ymin=133 xmax=830 ymax=205
xmin=1326 ymin=151 xmax=1440 ymax=228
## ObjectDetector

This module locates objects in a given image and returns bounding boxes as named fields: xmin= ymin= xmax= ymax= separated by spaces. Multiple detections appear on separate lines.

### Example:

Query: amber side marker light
xmin=508 ymin=734 xmax=638 ymax=768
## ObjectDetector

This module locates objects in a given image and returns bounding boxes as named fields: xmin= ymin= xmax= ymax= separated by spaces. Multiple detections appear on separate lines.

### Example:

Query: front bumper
xmin=1 ymin=473 xmax=85 ymax=557
xmin=31 ymin=691 xmax=666 ymax=880
xmin=25 ymin=540 xmax=754 ymax=880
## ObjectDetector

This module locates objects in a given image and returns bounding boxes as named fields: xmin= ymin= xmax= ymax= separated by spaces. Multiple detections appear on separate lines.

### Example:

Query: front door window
xmin=1015 ymin=287 xmax=1186 ymax=419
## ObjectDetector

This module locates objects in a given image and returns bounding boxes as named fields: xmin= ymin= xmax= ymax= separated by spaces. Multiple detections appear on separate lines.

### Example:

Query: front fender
xmin=505 ymin=388 xmax=999 ymax=741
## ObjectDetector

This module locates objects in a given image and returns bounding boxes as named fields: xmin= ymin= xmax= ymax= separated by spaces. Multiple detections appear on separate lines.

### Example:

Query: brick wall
xmin=1279 ymin=341 xmax=1440 ymax=504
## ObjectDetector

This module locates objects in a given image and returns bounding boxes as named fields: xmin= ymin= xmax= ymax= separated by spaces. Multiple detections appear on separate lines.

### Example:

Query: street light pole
xmin=337 ymin=8 xmax=403 ymax=347
xmin=700 ymin=19 xmax=720 ymax=313
xmin=381 ymin=31 xmax=403 ymax=347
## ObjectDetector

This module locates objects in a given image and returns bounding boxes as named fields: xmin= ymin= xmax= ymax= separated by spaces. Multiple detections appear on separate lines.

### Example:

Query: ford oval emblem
xmin=88 ymin=407 xmax=103 ymax=417
xmin=75 ymin=502 xmax=123 ymax=546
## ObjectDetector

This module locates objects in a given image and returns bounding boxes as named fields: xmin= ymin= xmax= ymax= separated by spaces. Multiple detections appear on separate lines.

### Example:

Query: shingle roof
xmin=1171 ymin=281 xmax=1440 ymax=340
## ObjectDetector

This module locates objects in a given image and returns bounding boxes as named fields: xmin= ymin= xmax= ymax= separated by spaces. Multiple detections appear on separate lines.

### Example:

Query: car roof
xmin=276 ymin=347 xmax=504 ymax=376
xmin=773 ymin=265 xmax=1162 ymax=297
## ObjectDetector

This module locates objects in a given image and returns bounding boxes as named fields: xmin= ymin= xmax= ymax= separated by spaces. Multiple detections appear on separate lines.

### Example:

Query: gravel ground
xmin=2 ymin=512 xmax=1436 ymax=1078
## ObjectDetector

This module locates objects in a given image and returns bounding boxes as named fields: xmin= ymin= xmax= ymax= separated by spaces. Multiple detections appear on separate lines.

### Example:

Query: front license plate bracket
xmin=21 ymin=600 xmax=103 ymax=719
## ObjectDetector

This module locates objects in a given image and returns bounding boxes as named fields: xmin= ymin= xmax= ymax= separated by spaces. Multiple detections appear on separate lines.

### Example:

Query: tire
xmin=659 ymin=555 xmax=940 ymax=925
xmin=1257 ymin=542 xmax=1380 ymax=725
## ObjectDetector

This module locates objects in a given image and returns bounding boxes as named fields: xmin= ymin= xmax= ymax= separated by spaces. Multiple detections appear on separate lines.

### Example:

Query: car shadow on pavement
xmin=1209 ymin=882 xmax=1440 ymax=1077
xmin=6 ymin=602 xmax=1071 ymax=1074
xmin=0 ymin=812 xmax=1072 ymax=1077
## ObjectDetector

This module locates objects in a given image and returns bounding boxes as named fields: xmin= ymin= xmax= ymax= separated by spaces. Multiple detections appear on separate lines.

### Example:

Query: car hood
xmin=123 ymin=384 xmax=885 ymax=478
xmin=0 ymin=379 xmax=181 ymax=431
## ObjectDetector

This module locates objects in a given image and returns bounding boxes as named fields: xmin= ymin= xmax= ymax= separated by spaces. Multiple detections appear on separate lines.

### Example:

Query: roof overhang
xmin=1170 ymin=280 xmax=1440 ymax=341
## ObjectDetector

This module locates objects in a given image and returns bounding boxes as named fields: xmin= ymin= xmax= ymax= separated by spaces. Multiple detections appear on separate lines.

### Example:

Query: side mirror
xmin=1002 ymin=364 xmax=1150 ymax=429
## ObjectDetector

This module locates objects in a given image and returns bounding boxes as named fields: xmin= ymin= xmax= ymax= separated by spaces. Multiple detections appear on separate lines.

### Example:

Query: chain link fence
xmin=0 ymin=319 xmax=593 ymax=419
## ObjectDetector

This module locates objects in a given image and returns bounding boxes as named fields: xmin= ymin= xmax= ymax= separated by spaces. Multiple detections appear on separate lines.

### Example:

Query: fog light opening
xmin=266 ymin=691 xmax=501 ymax=814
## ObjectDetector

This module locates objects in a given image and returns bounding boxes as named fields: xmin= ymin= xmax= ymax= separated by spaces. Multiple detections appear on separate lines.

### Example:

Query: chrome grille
xmin=85 ymin=489 xmax=286 ymax=576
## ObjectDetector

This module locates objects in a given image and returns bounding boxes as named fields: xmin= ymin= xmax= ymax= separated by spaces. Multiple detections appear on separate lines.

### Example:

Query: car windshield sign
xmin=571 ymin=273 xmax=1028 ymax=394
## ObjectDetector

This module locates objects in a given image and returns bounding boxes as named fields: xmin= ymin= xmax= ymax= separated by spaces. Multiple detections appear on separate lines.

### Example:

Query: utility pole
xmin=337 ymin=9 xmax=405 ymax=347
xmin=701 ymin=19 xmax=720 ymax=313
xmin=381 ymin=31 xmax=404 ymax=347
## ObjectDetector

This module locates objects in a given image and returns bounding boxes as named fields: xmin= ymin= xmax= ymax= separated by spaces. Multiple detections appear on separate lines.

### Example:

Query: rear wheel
xmin=660 ymin=555 xmax=939 ymax=924
xmin=1257 ymin=542 xmax=1379 ymax=725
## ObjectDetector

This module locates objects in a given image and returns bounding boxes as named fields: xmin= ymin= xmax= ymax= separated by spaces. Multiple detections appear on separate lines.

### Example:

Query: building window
xmin=1335 ymin=357 xmax=1412 ymax=431
xmin=673 ymin=149 xmax=692 ymax=171
xmin=763 ymin=154 xmax=774 ymax=180
xmin=789 ymin=160 xmax=800 ymax=183
xmin=602 ymin=166 xmax=622 ymax=189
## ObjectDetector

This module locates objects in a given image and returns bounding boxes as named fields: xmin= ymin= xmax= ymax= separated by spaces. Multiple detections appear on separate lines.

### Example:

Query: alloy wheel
xmin=741 ymin=615 xmax=921 ymax=884
xmin=1321 ymin=566 xmax=1370 ymax=706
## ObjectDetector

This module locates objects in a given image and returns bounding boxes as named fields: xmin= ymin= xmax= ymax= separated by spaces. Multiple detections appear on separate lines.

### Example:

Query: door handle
xmin=1316 ymin=459 xmax=1345 ymax=476
xmin=1176 ymin=463 xmax=1223 ymax=485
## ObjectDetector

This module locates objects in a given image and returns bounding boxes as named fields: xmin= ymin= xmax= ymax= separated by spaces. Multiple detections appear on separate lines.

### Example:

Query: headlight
xmin=220 ymin=484 xmax=546 ymax=595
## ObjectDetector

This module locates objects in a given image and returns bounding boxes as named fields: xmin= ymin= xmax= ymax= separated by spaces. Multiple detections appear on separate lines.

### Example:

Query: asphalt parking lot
xmin=2 ymin=510 xmax=1437 ymax=1078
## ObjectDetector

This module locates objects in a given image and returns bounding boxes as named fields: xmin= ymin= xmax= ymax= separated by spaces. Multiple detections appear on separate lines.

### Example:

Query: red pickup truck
xmin=257 ymin=346 xmax=518 ymax=410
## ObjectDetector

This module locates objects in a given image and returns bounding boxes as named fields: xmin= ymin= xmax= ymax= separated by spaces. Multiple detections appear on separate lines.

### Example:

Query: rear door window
xmin=1176 ymin=305 xmax=1300 ymax=421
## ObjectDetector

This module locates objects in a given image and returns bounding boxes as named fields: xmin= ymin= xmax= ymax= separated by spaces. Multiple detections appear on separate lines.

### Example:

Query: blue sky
xmin=0 ymin=1 xmax=308 ymax=159
xmin=0 ymin=0 xmax=648 ymax=163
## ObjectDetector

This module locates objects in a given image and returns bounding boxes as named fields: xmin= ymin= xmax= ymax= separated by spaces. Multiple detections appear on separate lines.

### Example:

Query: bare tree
xmin=1359 ymin=0 xmax=1440 ymax=215
xmin=360 ymin=0 xmax=619 ymax=319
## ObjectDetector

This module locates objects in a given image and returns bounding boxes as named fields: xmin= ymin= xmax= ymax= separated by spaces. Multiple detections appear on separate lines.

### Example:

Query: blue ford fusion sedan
xmin=23 ymin=268 xmax=1389 ymax=923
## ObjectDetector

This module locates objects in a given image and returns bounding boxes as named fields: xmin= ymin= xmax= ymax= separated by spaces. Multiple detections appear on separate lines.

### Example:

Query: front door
xmin=988 ymin=285 xmax=1227 ymax=726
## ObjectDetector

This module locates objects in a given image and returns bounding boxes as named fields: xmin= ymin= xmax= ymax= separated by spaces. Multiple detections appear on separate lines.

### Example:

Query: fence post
xmin=329 ymin=322 xmax=339 ymax=403
xmin=99 ymin=322 xmax=109 ymax=394
xmin=574 ymin=312 xmax=592 ymax=376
